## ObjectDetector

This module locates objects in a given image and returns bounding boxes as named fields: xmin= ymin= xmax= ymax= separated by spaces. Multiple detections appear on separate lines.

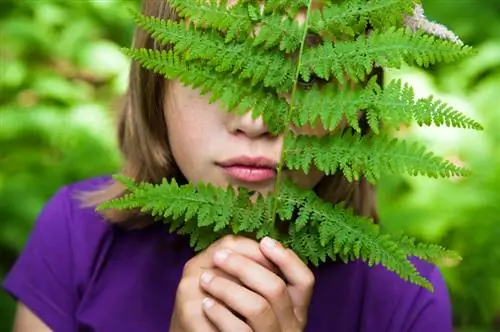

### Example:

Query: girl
xmin=3 ymin=0 xmax=456 ymax=331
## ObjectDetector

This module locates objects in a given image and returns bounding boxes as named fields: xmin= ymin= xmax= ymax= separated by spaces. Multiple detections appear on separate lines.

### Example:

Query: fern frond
xmin=292 ymin=81 xmax=370 ymax=133
xmin=123 ymin=48 xmax=288 ymax=132
xmin=168 ymin=0 xmax=254 ymax=43
xmin=310 ymin=0 xmax=415 ymax=37
xmin=394 ymin=235 xmax=462 ymax=265
xmin=292 ymin=78 xmax=483 ymax=133
xmin=112 ymin=1 xmax=479 ymax=292
xmin=300 ymin=27 xmax=474 ymax=85
xmin=263 ymin=0 xmax=308 ymax=12
xmin=252 ymin=13 xmax=305 ymax=53
xmin=277 ymin=180 xmax=434 ymax=290
xmin=371 ymin=79 xmax=484 ymax=130
xmin=132 ymin=12 xmax=294 ymax=91
xmin=284 ymin=132 xmax=469 ymax=182
xmin=169 ymin=0 xmax=305 ymax=53
xmin=98 ymin=175 xmax=443 ymax=290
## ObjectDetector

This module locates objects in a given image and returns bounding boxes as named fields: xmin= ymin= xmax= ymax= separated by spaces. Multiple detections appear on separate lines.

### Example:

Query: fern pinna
xmin=98 ymin=0 xmax=481 ymax=291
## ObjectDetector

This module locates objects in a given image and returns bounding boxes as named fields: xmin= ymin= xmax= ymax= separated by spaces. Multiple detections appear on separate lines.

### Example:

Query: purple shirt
xmin=3 ymin=176 xmax=452 ymax=331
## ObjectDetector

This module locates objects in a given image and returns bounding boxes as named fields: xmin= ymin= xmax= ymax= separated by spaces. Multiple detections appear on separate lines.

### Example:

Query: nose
xmin=227 ymin=111 xmax=270 ymax=138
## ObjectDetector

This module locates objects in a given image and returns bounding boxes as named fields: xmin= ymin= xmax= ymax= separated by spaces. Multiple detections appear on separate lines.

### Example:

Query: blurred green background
xmin=0 ymin=0 xmax=499 ymax=330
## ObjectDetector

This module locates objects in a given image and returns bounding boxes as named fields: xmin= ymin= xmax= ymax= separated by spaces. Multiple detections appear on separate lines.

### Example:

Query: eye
xmin=297 ymin=74 xmax=326 ymax=89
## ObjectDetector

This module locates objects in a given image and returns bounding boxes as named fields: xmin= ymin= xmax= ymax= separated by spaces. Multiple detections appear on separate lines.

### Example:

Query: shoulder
xmin=13 ymin=175 xmax=118 ymax=281
xmin=2 ymin=175 xmax=117 ymax=331
xmin=36 ymin=176 xmax=117 ymax=271
xmin=37 ymin=175 xmax=114 ymax=227
xmin=309 ymin=257 xmax=452 ymax=332
xmin=59 ymin=175 xmax=116 ymax=238
xmin=58 ymin=176 xmax=119 ymax=281
xmin=361 ymin=257 xmax=452 ymax=331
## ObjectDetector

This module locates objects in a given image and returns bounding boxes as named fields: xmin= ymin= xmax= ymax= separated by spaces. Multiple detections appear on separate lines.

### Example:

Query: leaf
xmin=300 ymin=28 xmax=474 ymax=85
xmin=284 ymin=133 xmax=469 ymax=183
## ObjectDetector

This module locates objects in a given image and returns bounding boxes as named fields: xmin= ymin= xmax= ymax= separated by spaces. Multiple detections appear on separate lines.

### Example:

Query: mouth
xmin=217 ymin=156 xmax=278 ymax=183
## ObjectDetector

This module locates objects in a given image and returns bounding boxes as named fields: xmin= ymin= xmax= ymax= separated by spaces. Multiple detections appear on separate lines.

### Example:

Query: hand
xmin=199 ymin=236 xmax=315 ymax=332
xmin=169 ymin=235 xmax=280 ymax=332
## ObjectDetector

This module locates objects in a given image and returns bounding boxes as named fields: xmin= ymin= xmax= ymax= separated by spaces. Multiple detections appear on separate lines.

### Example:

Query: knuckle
xmin=176 ymin=278 xmax=194 ymax=296
xmin=248 ymin=299 xmax=273 ymax=319
xmin=182 ymin=259 xmax=195 ymax=275
xmin=268 ymin=280 xmax=288 ymax=298
xmin=303 ymin=271 xmax=315 ymax=289
xmin=219 ymin=234 xmax=238 ymax=248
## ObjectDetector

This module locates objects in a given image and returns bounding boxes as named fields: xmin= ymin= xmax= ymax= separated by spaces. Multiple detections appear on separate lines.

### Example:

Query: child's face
xmin=163 ymin=81 xmax=326 ymax=195
xmin=163 ymin=0 xmax=336 ymax=195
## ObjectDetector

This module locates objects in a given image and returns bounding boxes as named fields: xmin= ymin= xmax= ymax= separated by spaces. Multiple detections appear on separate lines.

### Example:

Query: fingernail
xmin=262 ymin=236 xmax=277 ymax=248
xmin=262 ymin=237 xmax=286 ymax=258
xmin=214 ymin=249 xmax=230 ymax=263
xmin=200 ymin=272 xmax=213 ymax=285
xmin=203 ymin=297 xmax=215 ymax=309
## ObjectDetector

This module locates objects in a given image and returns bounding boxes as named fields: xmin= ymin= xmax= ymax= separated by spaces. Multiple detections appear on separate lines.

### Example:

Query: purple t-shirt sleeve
xmin=3 ymin=187 xmax=78 ymax=331
xmin=403 ymin=266 xmax=453 ymax=331
xmin=360 ymin=257 xmax=453 ymax=331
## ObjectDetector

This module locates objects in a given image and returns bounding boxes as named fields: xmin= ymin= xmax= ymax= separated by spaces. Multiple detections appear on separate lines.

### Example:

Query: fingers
xmin=176 ymin=235 xmax=284 ymax=332
xmin=182 ymin=235 xmax=278 ymax=275
xmin=212 ymin=235 xmax=280 ymax=274
xmin=211 ymin=249 xmax=298 ymax=330
xmin=200 ymin=270 xmax=281 ymax=332
xmin=171 ymin=278 xmax=220 ymax=332
xmin=259 ymin=237 xmax=315 ymax=326
xmin=202 ymin=297 xmax=252 ymax=332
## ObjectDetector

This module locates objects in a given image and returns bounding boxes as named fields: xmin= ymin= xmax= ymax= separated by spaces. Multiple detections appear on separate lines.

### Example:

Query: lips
xmin=217 ymin=156 xmax=278 ymax=183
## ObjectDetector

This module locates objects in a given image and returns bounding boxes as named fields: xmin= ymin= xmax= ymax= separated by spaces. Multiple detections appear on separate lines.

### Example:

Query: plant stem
xmin=271 ymin=0 xmax=314 ymax=229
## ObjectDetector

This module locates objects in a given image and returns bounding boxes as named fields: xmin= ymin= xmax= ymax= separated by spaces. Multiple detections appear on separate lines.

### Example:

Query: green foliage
xmin=378 ymin=38 xmax=500 ymax=329
xmin=284 ymin=132 xmax=468 ymax=182
xmin=123 ymin=48 xmax=288 ymax=132
xmin=300 ymin=27 xmax=474 ymax=85
xmin=99 ymin=175 xmax=459 ymax=291
xmin=99 ymin=0 xmax=482 ymax=292
xmin=0 ymin=0 xmax=137 ymax=328
xmin=130 ymin=12 xmax=296 ymax=91
xmin=3 ymin=0 xmax=499 ymax=330
xmin=292 ymin=77 xmax=483 ymax=133
xmin=310 ymin=0 xmax=415 ymax=37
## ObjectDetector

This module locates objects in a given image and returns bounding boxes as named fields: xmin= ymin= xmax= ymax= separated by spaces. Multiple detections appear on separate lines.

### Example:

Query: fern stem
xmin=271 ymin=0 xmax=314 ymax=229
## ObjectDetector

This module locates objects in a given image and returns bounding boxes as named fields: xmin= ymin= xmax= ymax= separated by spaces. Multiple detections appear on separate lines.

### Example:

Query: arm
xmin=13 ymin=302 xmax=53 ymax=332
xmin=2 ymin=187 xmax=78 ymax=331
xmin=404 ymin=266 xmax=453 ymax=332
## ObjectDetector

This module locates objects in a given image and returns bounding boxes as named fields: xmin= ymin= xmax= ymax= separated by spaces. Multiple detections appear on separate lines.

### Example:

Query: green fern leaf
xmin=123 ymin=48 xmax=288 ymax=132
xmin=169 ymin=0 xmax=253 ymax=42
xmin=131 ymin=12 xmax=294 ymax=91
xmin=253 ymin=14 xmax=305 ymax=53
xmin=278 ymin=179 xmax=433 ymax=290
xmin=292 ymin=77 xmax=482 ymax=133
xmin=371 ymin=79 xmax=484 ymax=130
xmin=105 ymin=1 xmax=483 ymax=292
xmin=310 ymin=0 xmax=414 ymax=37
xmin=395 ymin=235 xmax=462 ymax=264
xmin=300 ymin=27 xmax=474 ymax=85
xmin=284 ymin=133 xmax=469 ymax=182
xmin=264 ymin=0 xmax=308 ymax=12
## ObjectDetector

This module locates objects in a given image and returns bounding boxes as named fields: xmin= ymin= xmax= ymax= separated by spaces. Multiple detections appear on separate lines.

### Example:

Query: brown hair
xmin=80 ymin=0 xmax=380 ymax=227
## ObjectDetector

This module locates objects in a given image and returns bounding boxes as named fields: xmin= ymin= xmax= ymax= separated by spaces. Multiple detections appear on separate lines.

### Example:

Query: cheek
xmin=165 ymin=83 xmax=222 ymax=145
xmin=163 ymin=81 xmax=229 ymax=183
